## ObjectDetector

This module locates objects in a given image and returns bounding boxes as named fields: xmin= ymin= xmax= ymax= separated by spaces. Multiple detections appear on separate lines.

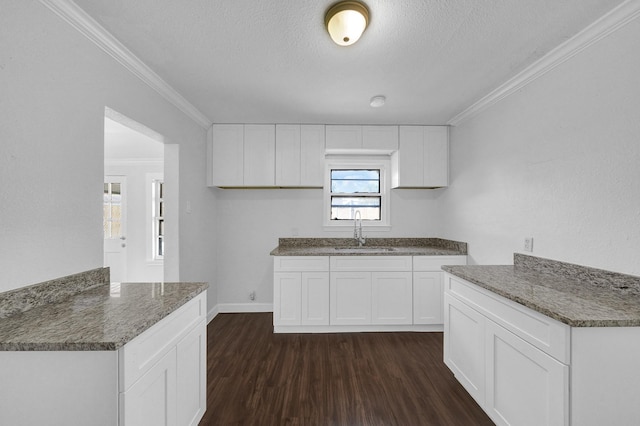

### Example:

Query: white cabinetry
xmin=0 ymin=291 xmax=207 ymax=426
xmin=208 ymin=124 xmax=275 ymax=187
xmin=244 ymin=124 xmax=275 ymax=186
xmin=275 ymin=124 xmax=325 ymax=187
xmin=273 ymin=257 xmax=330 ymax=330
xmin=330 ymin=256 xmax=412 ymax=326
xmin=209 ymin=124 xmax=243 ymax=186
xmin=272 ymin=255 xmax=467 ymax=333
xmin=325 ymin=125 xmax=398 ymax=152
xmin=413 ymin=256 xmax=467 ymax=324
xmin=392 ymin=126 xmax=449 ymax=188
xmin=444 ymin=274 xmax=569 ymax=426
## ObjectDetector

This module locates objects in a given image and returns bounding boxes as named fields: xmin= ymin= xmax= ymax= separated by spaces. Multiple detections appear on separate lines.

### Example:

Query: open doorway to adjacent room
xmin=103 ymin=108 xmax=168 ymax=283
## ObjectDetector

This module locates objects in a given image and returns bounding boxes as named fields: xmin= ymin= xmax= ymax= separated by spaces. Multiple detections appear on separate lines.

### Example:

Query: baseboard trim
xmin=207 ymin=305 xmax=220 ymax=323
xmin=217 ymin=303 xmax=273 ymax=313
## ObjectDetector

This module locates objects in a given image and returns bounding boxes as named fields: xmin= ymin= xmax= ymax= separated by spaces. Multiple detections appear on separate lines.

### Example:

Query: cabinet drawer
xmin=413 ymin=255 xmax=467 ymax=271
xmin=274 ymin=256 xmax=329 ymax=272
xmin=119 ymin=292 xmax=207 ymax=392
xmin=330 ymin=256 xmax=412 ymax=272
xmin=445 ymin=275 xmax=569 ymax=363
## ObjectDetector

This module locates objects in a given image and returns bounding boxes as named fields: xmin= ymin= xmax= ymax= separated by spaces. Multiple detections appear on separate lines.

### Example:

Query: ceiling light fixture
xmin=325 ymin=1 xmax=369 ymax=46
xmin=370 ymin=95 xmax=386 ymax=107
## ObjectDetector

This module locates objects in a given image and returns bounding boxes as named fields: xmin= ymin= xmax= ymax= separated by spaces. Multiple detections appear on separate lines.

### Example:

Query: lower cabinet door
xmin=485 ymin=320 xmax=569 ymax=426
xmin=330 ymin=271 xmax=371 ymax=325
xmin=121 ymin=347 xmax=177 ymax=426
xmin=177 ymin=320 xmax=207 ymax=426
xmin=413 ymin=271 xmax=443 ymax=324
xmin=444 ymin=293 xmax=486 ymax=406
xmin=371 ymin=271 xmax=413 ymax=324
xmin=273 ymin=272 xmax=302 ymax=325
xmin=301 ymin=272 xmax=329 ymax=325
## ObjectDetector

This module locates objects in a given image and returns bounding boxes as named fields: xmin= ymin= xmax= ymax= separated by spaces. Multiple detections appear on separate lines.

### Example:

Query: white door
xmin=413 ymin=271 xmax=443 ymax=324
xmin=104 ymin=176 xmax=127 ymax=282
xmin=330 ymin=271 xmax=371 ymax=325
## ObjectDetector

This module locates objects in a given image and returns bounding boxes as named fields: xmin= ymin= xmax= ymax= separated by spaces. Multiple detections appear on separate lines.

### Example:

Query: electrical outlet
xmin=524 ymin=237 xmax=534 ymax=252
xmin=249 ymin=291 xmax=256 ymax=301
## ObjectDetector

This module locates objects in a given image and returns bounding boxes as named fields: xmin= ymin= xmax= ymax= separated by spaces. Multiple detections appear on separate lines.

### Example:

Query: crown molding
xmin=447 ymin=0 xmax=640 ymax=126
xmin=39 ymin=0 xmax=212 ymax=129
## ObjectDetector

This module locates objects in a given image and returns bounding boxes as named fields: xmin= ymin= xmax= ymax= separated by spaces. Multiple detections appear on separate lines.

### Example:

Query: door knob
xmin=121 ymin=243 xmax=126 ymax=248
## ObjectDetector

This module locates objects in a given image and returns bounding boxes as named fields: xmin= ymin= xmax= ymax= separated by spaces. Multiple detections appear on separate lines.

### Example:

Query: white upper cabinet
xmin=392 ymin=126 xmax=449 ymax=188
xmin=208 ymin=124 xmax=275 ymax=187
xmin=244 ymin=124 xmax=275 ymax=186
xmin=276 ymin=124 xmax=325 ymax=187
xmin=209 ymin=124 xmax=244 ymax=187
xmin=326 ymin=125 xmax=398 ymax=153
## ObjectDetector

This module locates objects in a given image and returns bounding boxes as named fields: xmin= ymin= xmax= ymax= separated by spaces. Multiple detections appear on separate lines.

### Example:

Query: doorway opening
xmin=103 ymin=108 xmax=177 ymax=282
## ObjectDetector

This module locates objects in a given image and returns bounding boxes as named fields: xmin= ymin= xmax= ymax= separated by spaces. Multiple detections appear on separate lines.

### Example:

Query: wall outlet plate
xmin=524 ymin=237 xmax=534 ymax=252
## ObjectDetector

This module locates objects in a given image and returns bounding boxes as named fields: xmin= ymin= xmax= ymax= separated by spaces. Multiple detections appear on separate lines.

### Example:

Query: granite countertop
xmin=443 ymin=254 xmax=640 ymax=327
xmin=270 ymin=237 xmax=468 ymax=256
xmin=0 ymin=280 xmax=208 ymax=351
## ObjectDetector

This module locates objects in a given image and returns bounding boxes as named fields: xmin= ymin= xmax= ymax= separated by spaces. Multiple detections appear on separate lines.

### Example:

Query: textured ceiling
xmin=74 ymin=0 xmax=624 ymax=125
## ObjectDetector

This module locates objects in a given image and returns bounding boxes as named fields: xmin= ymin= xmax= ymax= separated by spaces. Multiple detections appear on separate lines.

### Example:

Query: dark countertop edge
xmin=442 ymin=264 xmax=640 ymax=328
xmin=0 ymin=282 xmax=208 ymax=352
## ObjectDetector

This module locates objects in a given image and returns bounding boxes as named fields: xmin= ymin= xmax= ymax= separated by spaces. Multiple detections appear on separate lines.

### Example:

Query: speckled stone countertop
xmin=0 ymin=279 xmax=208 ymax=351
xmin=443 ymin=254 xmax=640 ymax=327
xmin=270 ymin=238 xmax=467 ymax=256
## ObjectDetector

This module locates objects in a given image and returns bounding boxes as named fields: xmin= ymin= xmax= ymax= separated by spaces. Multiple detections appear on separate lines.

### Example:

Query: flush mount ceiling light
xmin=325 ymin=1 xmax=369 ymax=46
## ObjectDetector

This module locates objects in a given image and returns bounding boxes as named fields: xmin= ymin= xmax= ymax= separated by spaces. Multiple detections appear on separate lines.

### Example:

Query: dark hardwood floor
xmin=199 ymin=313 xmax=493 ymax=426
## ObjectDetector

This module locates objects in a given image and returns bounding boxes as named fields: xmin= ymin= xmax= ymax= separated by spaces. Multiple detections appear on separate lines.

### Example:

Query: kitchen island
xmin=0 ymin=268 xmax=208 ymax=426
xmin=443 ymin=254 xmax=640 ymax=426
xmin=270 ymin=238 xmax=467 ymax=333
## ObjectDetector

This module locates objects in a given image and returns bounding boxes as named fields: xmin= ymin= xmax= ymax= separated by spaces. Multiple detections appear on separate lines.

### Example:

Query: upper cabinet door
xmin=392 ymin=126 xmax=449 ymax=188
xmin=210 ymin=124 xmax=244 ymax=187
xmin=423 ymin=126 xmax=449 ymax=187
xmin=300 ymin=125 xmax=325 ymax=187
xmin=325 ymin=125 xmax=362 ymax=150
xmin=362 ymin=126 xmax=398 ymax=151
xmin=244 ymin=124 xmax=275 ymax=186
xmin=275 ymin=124 xmax=301 ymax=186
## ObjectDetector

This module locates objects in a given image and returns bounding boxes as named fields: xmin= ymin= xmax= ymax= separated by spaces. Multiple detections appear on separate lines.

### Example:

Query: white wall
xmin=439 ymin=15 xmax=640 ymax=275
xmin=214 ymin=188 xmax=441 ymax=306
xmin=0 ymin=1 xmax=217 ymax=305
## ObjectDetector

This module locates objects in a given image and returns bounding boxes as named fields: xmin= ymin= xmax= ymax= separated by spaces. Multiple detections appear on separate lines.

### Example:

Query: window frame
xmin=323 ymin=157 xmax=391 ymax=230
xmin=147 ymin=173 xmax=165 ymax=263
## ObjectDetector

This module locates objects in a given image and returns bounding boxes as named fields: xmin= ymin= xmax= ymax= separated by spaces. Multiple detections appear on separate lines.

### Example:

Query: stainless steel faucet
xmin=353 ymin=210 xmax=366 ymax=247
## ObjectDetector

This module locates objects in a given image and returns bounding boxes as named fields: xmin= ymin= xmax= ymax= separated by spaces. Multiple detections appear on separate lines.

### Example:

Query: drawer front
xmin=445 ymin=275 xmax=569 ymax=363
xmin=119 ymin=292 xmax=207 ymax=392
xmin=274 ymin=256 xmax=329 ymax=272
xmin=330 ymin=256 xmax=412 ymax=272
xmin=413 ymin=255 xmax=467 ymax=271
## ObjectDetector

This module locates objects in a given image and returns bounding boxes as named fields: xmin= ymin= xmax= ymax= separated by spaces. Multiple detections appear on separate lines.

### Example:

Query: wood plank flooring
xmin=199 ymin=313 xmax=493 ymax=426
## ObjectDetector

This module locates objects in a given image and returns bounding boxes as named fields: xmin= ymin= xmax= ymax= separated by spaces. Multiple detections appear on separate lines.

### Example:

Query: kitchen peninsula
xmin=443 ymin=254 xmax=640 ymax=426
xmin=0 ymin=268 xmax=208 ymax=426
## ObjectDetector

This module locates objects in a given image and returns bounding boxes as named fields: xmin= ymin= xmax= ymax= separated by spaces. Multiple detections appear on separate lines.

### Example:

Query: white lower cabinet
xmin=371 ymin=271 xmax=412 ymax=324
xmin=443 ymin=293 xmax=486 ymax=404
xmin=0 ymin=291 xmax=207 ymax=426
xmin=485 ymin=320 xmax=568 ymax=426
xmin=121 ymin=347 xmax=177 ymax=426
xmin=330 ymin=271 xmax=372 ymax=325
xmin=444 ymin=274 xmax=569 ymax=426
xmin=329 ymin=270 xmax=412 ymax=325
xmin=273 ymin=255 xmax=467 ymax=332
xmin=273 ymin=257 xmax=330 ymax=329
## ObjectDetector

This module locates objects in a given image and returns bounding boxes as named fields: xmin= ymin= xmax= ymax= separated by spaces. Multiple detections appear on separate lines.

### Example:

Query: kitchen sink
xmin=334 ymin=247 xmax=397 ymax=252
